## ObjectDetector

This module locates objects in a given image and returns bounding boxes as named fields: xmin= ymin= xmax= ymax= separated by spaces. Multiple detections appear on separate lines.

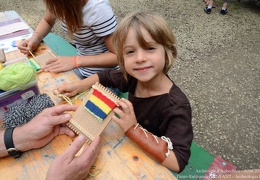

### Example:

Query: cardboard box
xmin=0 ymin=57 xmax=39 ymax=120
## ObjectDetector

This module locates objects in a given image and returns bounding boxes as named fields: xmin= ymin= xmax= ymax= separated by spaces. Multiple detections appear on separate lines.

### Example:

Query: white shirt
xmin=61 ymin=0 xmax=119 ymax=77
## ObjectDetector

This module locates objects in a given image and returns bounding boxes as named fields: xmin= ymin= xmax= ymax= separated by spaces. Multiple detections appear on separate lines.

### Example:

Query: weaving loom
xmin=29 ymin=50 xmax=56 ymax=71
xmin=67 ymin=82 xmax=120 ymax=144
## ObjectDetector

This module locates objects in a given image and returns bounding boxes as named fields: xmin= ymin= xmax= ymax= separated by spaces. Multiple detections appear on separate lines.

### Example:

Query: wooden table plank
xmin=102 ymin=121 xmax=176 ymax=180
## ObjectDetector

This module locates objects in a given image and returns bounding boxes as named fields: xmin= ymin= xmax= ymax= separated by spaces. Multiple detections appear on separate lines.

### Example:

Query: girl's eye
xmin=147 ymin=47 xmax=156 ymax=51
xmin=126 ymin=50 xmax=134 ymax=54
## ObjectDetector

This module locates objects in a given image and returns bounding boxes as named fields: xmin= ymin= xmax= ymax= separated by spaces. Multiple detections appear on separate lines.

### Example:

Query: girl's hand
xmin=54 ymin=82 xmax=82 ymax=97
xmin=17 ymin=38 xmax=40 ymax=55
xmin=53 ymin=75 xmax=98 ymax=98
xmin=112 ymin=98 xmax=137 ymax=133
xmin=42 ymin=56 xmax=76 ymax=73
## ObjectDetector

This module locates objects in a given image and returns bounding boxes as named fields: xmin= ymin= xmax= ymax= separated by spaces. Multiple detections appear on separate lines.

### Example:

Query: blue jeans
xmin=73 ymin=68 xmax=85 ymax=79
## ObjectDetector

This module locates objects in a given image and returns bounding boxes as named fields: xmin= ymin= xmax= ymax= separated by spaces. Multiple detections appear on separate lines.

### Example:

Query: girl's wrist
xmin=73 ymin=56 xmax=79 ymax=68
xmin=30 ymin=36 xmax=41 ymax=45
xmin=31 ymin=31 xmax=44 ymax=44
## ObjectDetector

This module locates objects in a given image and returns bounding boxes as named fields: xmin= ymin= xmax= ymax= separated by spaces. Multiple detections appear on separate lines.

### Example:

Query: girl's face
xmin=123 ymin=27 xmax=166 ymax=83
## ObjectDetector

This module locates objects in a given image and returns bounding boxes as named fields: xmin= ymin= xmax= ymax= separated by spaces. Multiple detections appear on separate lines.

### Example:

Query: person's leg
xmin=73 ymin=68 xmax=86 ymax=79
xmin=222 ymin=2 xmax=228 ymax=9
xmin=205 ymin=0 xmax=215 ymax=7
xmin=204 ymin=0 xmax=214 ymax=14
xmin=207 ymin=0 xmax=214 ymax=7
xmin=220 ymin=1 xmax=228 ymax=15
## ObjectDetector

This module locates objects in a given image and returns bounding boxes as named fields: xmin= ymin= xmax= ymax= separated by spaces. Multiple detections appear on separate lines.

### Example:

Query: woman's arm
xmin=76 ymin=34 xmax=118 ymax=67
xmin=33 ymin=9 xmax=56 ymax=42
xmin=42 ymin=34 xmax=118 ymax=73
xmin=18 ymin=9 xmax=56 ymax=54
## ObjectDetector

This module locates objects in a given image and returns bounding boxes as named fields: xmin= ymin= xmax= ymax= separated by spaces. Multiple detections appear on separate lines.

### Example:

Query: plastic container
xmin=3 ymin=56 xmax=29 ymax=66
xmin=0 ymin=57 xmax=39 ymax=120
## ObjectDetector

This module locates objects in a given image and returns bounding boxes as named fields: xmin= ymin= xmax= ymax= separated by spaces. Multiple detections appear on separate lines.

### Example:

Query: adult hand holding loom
xmin=46 ymin=135 xmax=101 ymax=180
xmin=0 ymin=104 xmax=101 ymax=179
xmin=0 ymin=104 xmax=77 ymax=156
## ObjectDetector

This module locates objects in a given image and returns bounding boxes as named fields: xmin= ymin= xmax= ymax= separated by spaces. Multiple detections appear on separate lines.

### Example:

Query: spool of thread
xmin=29 ymin=58 xmax=41 ymax=71
xmin=0 ymin=62 xmax=36 ymax=91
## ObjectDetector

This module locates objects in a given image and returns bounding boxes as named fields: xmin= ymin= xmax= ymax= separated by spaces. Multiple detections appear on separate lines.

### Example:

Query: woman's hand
xmin=17 ymin=37 xmax=40 ymax=55
xmin=112 ymin=98 xmax=137 ymax=133
xmin=42 ymin=56 xmax=76 ymax=73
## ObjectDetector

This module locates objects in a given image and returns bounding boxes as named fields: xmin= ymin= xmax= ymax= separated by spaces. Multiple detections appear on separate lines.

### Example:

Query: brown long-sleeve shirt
xmin=98 ymin=70 xmax=193 ymax=172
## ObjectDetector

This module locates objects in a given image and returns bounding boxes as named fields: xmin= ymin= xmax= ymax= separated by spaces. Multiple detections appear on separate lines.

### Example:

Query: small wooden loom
xmin=67 ymin=82 xmax=120 ymax=144
xmin=29 ymin=50 xmax=56 ymax=72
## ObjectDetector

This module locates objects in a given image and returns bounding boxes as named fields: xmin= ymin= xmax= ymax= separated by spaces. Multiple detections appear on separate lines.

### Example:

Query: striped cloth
xmin=61 ymin=0 xmax=119 ymax=77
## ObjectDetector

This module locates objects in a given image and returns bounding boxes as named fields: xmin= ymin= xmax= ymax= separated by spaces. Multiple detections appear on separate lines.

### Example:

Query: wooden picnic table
xmin=0 ymin=11 xmax=177 ymax=180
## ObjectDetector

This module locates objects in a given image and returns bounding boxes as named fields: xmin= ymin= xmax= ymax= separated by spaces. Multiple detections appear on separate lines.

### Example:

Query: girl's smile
xmin=134 ymin=66 xmax=152 ymax=72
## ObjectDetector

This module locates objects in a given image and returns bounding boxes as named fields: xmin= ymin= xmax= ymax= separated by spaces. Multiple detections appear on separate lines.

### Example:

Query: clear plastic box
xmin=3 ymin=56 xmax=29 ymax=66
xmin=0 ymin=57 xmax=39 ymax=120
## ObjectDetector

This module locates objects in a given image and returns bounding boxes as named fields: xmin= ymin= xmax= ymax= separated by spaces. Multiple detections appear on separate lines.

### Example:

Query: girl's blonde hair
xmin=112 ymin=12 xmax=177 ymax=79
xmin=44 ymin=0 xmax=85 ymax=37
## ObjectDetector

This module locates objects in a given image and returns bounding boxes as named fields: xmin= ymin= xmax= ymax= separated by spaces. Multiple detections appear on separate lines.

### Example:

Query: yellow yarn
xmin=0 ymin=62 xmax=36 ymax=91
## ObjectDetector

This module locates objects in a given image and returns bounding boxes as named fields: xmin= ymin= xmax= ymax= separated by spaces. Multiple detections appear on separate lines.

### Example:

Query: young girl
xmin=18 ymin=0 xmax=119 ymax=79
xmin=55 ymin=12 xmax=193 ymax=173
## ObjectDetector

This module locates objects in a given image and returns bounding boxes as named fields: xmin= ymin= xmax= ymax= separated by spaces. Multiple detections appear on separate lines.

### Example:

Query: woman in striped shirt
xmin=18 ymin=0 xmax=119 ymax=79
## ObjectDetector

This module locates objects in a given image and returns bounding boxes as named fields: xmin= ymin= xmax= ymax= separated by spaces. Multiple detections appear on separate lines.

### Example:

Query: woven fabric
xmin=67 ymin=82 xmax=120 ymax=144
xmin=85 ymin=88 xmax=117 ymax=122
xmin=3 ymin=93 xmax=54 ymax=128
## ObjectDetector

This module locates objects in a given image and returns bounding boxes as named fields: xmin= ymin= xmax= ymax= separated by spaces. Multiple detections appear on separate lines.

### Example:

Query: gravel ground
xmin=1 ymin=0 xmax=259 ymax=171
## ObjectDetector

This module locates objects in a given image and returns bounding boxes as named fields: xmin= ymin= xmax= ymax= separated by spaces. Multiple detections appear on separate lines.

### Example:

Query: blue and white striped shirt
xmin=62 ymin=0 xmax=119 ymax=77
